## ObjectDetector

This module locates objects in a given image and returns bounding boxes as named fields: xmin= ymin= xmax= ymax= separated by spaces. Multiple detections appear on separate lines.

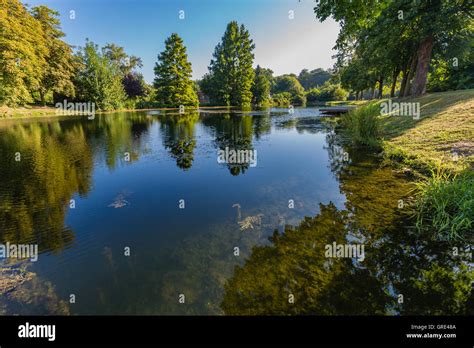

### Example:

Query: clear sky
xmin=24 ymin=0 xmax=340 ymax=83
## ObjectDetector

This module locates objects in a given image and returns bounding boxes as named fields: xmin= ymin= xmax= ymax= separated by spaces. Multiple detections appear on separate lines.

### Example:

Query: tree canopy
xmin=153 ymin=33 xmax=198 ymax=108
xmin=203 ymin=21 xmax=255 ymax=108
xmin=251 ymin=65 xmax=271 ymax=106
xmin=75 ymin=41 xmax=126 ymax=110
xmin=315 ymin=0 xmax=474 ymax=97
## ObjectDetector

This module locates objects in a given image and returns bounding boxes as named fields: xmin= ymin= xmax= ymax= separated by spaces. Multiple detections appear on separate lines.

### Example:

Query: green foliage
xmin=31 ymin=6 xmax=77 ymax=104
xmin=414 ymin=169 xmax=474 ymax=241
xmin=0 ymin=1 xmax=144 ymax=109
xmin=103 ymin=43 xmax=142 ymax=76
xmin=315 ymin=0 xmax=473 ymax=98
xmin=272 ymin=92 xmax=292 ymax=107
xmin=75 ymin=41 xmax=126 ymax=111
xmin=306 ymin=82 xmax=348 ymax=104
xmin=298 ymin=68 xmax=332 ymax=89
xmin=428 ymin=27 xmax=474 ymax=92
xmin=153 ymin=33 xmax=198 ymax=108
xmin=251 ymin=65 xmax=271 ymax=106
xmin=0 ymin=0 xmax=48 ymax=106
xmin=103 ymin=43 xmax=146 ymax=99
xmin=204 ymin=21 xmax=255 ymax=107
xmin=272 ymin=75 xmax=306 ymax=106
xmin=340 ymin=102 xmax=381 ymax=148
xmin=305 ymin=88 xmax=321 ymax=104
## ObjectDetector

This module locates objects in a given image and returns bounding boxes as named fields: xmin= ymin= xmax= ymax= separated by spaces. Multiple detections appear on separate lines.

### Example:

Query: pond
xmin=0 ymin=108 xmax=472 ymax=315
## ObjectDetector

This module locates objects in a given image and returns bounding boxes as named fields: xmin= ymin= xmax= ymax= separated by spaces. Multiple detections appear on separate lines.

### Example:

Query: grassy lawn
xmin=380 ymin=89 xmax=474 ymax=174
xmin=0 ymin=105 xmax=61 ymax=119
xmin=340 ymin=89 xmax=474 ymax=240
xmin=326 ymin=100 xmax=369 ymax=106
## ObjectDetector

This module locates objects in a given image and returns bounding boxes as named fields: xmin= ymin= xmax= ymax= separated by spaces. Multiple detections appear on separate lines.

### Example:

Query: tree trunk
xmin=404 ymin=53 xmax=418 ymax=97
xmin=390 ymin=68 xmax=400 ymax=98
xmin=40 ymin=90 xmax=46 ymax=106
xmin=400 ymin=67 xmax=409 ymax=97
xmin=412 ymin=35 xmax=434 ymax=96
xmin=370 ymin=83 xmax=376 ymax=99
xmin=378 ymin=76 xmax=384 ymax=99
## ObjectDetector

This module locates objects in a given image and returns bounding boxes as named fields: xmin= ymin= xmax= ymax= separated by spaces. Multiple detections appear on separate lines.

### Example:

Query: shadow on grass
xmin=379 ymin=89 xmax=474 ymax=140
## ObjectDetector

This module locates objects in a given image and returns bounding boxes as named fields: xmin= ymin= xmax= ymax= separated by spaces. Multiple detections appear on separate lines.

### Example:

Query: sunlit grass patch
xmin=382 ymin=89 xmax=474 ymax=174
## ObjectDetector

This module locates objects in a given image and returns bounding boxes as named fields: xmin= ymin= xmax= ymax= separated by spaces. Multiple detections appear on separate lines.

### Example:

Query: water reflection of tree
xmin=0 ymin=121 xmax=93 ymax=253
xmin=253 ymin=113 xmax=271 ymax=140
xmin=202 ymin=113 xmax=255 ymax=176
xmin=92 ymin=112 xmax=152 ymax=169
xmin=221 ymin=149 xmax=474 ymax=315
xmin=159 ymin=113 xmax=198 ymax=170
xmin=221 ymin=203 xmax=390 ymax=315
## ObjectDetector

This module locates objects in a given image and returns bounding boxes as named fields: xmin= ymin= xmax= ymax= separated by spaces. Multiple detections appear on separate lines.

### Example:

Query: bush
xmin=414 ymin=169 xmax=474 ymax=241
xmin=306 ymin=83 xmax=348 ymax=104
xmin=319 ymin=83 xmax=348 ymax=102
xmin=272 ymin=92 xmax=292 ymax=107
xmin=272 ymin=75 xmax=306 ymax=106
xmin=306 ymin=88 xmax=321 ymax=104
xmin=340 ymin=102 xmax=381 ymax=148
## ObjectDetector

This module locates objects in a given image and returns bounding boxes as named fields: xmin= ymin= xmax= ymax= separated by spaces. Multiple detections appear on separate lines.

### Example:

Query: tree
xmin=206 ymin=21 xmax=255 ymax=107
xmin=251 ymin=65 xmax=271 ymax=106
xmin=102 ymin=43 xmax=146 ymax=99
xmin=31 ymin=6 xmax=77 ymax=104
xmin=314 ymin=0 xmax=473 ymax=97
xmin=307 ymin=82 xmax=348 ymax=103
xmin=75 ymin=41 xmax=126 ymax=110
xmin=153 ymin=33 xmax=198 ymax=108
xmin=0 ymin=0 xmax=48 ymax=106
xmin=272 ymin=75 xmax=306 ymax=106
xmin=298 ymin=68 xmax=332 ymax=89
xmin=103 ymin=43 xmax=142 ymax=75
xmin=272 ymin=92 xmax=292 ymax=107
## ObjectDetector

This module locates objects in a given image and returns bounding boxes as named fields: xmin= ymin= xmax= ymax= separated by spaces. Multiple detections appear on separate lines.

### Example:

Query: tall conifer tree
xmin=207 ymin=21 xmax=255 ymax=108
xmin=154 ymin=33 xmax=198 ymax=108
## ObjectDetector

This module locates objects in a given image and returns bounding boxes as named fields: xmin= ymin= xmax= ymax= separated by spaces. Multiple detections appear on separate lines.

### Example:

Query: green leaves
xmin=251 ymin=65 xmax=271 ymax=106
xmin=153 ymin=33 xmax=198 ymax=108
xmin=75 ymin=41 xmax=126 ymax=111
xmin=316 ymin=0 xmax=473 ymax=98
xmin=0 ymin=0 xmax=48 ymax=105
xmin=32 ymin=5 xmax=77 ymax=103
xmin=205 ymin=22 xmax=255 ymax=108
xmin=272 ymin=75 xmax=306 ymax=106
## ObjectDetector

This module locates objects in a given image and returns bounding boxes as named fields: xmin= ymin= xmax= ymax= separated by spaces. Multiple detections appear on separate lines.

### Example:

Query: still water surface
xmin=0 ymin=108 xmax=472 ymax=315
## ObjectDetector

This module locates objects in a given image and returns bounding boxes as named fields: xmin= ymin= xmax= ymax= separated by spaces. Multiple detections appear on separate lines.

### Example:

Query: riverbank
xmin=381 ymin=89 xmax=474 ymax=174
xmin=339 ymin=89 xmax=474 ymax=241
xmin=0 ymin=105 xmax=204 ymax=120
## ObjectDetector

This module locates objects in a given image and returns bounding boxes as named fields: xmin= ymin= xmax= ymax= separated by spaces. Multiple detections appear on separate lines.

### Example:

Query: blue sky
xmin=24 ymin=0 xmax=340 ymax=82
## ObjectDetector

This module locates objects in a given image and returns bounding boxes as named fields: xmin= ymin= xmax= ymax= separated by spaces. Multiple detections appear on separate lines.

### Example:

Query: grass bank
xmin=326 ymin=100 xmax=369 ymax=106
xmin=0 ymin=105 xmax=205 ymax=120
xmin=339 ymin=89 xmax=474 ymax=241
xmin=381 ymin=89 xmax=474 ymax=174
xmin=0 ymin=106 xmax=59 ymax=119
